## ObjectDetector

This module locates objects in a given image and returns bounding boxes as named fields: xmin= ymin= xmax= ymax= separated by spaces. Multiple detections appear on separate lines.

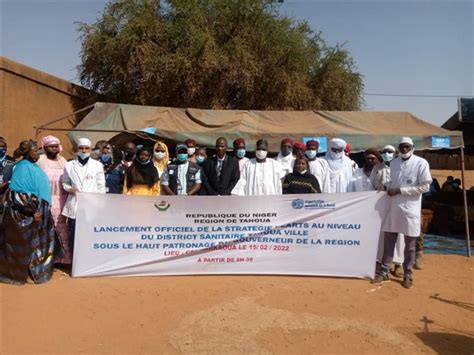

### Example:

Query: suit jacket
xmin=203 ymin=155 xmax=240 ymax=195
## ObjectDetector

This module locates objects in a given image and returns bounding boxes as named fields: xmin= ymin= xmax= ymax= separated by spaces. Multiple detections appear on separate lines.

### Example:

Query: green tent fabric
xmin=69 ymin=102 xmax=463 ymax=152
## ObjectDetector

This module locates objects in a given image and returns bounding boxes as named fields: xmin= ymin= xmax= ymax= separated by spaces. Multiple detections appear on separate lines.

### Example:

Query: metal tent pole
xmin=460 ymin=142 xmax=471 ymax=257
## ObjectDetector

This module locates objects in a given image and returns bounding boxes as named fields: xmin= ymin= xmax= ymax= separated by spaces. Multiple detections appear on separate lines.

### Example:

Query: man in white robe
xmin=372 ymin=137 xmax=432 ymax=289
xmin=305 ymin=140 xmax=330 ymax=193
xmin=232 ymin=139 xmax=283 ymax=196
xmin=353 ymin=148 xmax=381 ymax=192
xmin=370 ymin=144 xmax=405 ymax=277
xmin=275 ymin=138 xmax=295 ymax=178
xmin=323 ymin=138 xmax=357 ymax=192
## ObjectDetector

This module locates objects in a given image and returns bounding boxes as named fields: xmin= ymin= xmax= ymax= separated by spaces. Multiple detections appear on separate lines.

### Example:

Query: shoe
xmin=402 ymin=277 xmax=413 ymax=289
xmin=414 ymin=252 xmax=423 ymax=270
xmin=371 ymin=273 xmax=390 ymax=284
xmin=391 ymin=264 xmax=404 ymax=278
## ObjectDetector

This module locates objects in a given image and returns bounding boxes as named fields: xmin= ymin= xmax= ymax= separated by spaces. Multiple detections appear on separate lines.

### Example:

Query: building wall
xmin=0 ymin=56 xmax=94 ymax=157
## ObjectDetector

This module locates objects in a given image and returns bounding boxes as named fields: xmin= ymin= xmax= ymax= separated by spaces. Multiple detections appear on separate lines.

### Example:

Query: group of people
xmin=0 ymin=134 xmax=431 ymax=289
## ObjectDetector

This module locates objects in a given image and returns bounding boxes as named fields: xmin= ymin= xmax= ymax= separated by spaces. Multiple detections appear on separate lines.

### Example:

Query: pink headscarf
xmin=42 ymin=135 xmax=63 ymax=152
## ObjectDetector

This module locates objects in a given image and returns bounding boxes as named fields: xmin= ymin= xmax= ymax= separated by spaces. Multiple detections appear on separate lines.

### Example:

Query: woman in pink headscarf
xmin=37 ymin=136 xmax=70 ymax=264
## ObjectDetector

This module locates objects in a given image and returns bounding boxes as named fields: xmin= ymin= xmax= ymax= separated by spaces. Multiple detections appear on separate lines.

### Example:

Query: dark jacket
xmin=282 ymin=171 xmax=321 ymax=194
xmin=203 ymin=155 xmax=240 ymax=195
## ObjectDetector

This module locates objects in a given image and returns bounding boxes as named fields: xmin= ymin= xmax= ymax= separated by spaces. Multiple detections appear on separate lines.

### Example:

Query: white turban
xmin=76 ymin=138 xmax=92 ymax=147
xmin=383 ymin=145 xmax=396 ymax=152
xmin=329 ymin=138 xmax=347 ymax=150
xmin=399 ymin=137 xmax=413 ymax=146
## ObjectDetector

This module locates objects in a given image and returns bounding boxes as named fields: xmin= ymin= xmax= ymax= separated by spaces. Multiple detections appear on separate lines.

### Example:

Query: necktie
xmin=217 ymin=160 xmax=222 ymax=178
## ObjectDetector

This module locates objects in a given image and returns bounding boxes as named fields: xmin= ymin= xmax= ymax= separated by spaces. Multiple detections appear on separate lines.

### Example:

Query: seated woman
xmin=0 ymin=140 xmax=55 ymax=284
xmin=282 ymin=157 xmax=321 ymax=194
xmin=123 ymin=146 xmax=160 ymax=195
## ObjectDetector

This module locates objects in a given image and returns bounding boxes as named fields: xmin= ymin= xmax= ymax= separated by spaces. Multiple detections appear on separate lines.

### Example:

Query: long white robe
xmin=237 ymin=157 xmax=249 ymax=172
xmin=383 ymin=155 xmax=432 ymax=236
xmin=231 ymin=158 xmax=283 ymax=196
xmin=308 ymin=158 xmax=330 ymax=193
xmin=323 ymin=154 xmax=357 ymax=193
xmin=275 ymin=153 xmax=295 ymax=178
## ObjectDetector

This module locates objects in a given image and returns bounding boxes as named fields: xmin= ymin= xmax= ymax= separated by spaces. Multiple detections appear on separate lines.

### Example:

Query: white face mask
xmin=400 ymin=149 xmax=414 ymax=159
xmin=77 ymin=152 xmax=90 ymax=160
xmin=187 ymin=147 xmax=196 ymax=156
xmin=255 ymin=150 xmax=267 ymax=160
xmin=333 ymin=151 xmax=343 ymax=159
xmin=300 ymin=169 xmax=307 ymax=175
xmin=154 ymin=151 xmax=166 ymax=160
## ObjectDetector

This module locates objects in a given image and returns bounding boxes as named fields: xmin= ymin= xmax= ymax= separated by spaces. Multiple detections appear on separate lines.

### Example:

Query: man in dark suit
xmin=203 ymin=137 xmax=240 ymax=195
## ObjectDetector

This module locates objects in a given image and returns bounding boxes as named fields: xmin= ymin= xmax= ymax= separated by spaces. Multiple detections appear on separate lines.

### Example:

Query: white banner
xmin=72 ymin=192 xmax=389 ymax=278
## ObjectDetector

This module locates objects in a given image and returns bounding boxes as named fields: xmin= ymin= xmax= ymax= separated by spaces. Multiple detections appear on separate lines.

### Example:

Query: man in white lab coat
xmin=372 ymin=137 xmax=432 ymax=288
xmin=62 ymin=138 xmax=106 ymax=251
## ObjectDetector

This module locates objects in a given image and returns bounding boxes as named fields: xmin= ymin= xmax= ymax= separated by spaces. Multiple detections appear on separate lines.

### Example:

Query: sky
xmin=0 ymin=0 xmax=472 ymax=126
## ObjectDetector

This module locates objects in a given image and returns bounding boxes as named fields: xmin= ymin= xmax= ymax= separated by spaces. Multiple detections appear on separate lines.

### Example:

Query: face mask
xmin=177 ymin=153 xmax=188 ymax=162
xmin=0 ymin=148 xmax=6 ymax=158
xmin=452 ymin=183 xmax=459 ymax=188
xmin=299 ymin=169 xmax=307 ymax=175
xmin=196 ymin=155 xmax=205 ymax=164
xmin=94 ymin=149 xmax=101 ymax=157
xmin=236 ymin=149 xmax=246 ymax=159
xmin=382 ymin=152 xmax=394 ymax=162
xmin=281 ymin=147 xmax=292 ymax=157
xmin=100 ymin=154 xmax=112 ymax=163
xmin=255 ymin=150 xmax=267 ymax=160
xmin=187 ymin=147 xmax=196 ymax=156
xmin=154 ymin=152 xmax=166 ymax=160
xmin=137 ymin=158 xmax=151 ymax=165
xmin=332 ymin=151 xmax=343 ymax=159
xmin=78 ymin=152 xmax=90 ymax=160
xmin=305 ymin=150 xmax=317 ymax=159
xmin=400 ymin=149 xmax=414 ymax=159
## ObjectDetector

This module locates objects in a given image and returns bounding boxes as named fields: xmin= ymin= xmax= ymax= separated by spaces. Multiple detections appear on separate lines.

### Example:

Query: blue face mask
xmin=382 ymin=152 xmax=394 ymax=162
xmin=0 ymin=148 xmax=6 ymax=159
xmin=137 ymin=158 xmax=151 ymax=165
xmin=236 ymin=149 xmax=246 ymax=159
xmin=177 ymin=153 xmax=188 ymax=162
xmin=305 ymin=150 xmax=316 ymax=159
xmin=100 ymin=154 xmax=112 ymax=163
xmin=196 ymin=155 xmax=205 ymax=164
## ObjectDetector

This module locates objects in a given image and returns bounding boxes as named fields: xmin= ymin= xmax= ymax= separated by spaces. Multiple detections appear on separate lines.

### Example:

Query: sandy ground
xmin=1 ymin=254 xmax=473 ymax=354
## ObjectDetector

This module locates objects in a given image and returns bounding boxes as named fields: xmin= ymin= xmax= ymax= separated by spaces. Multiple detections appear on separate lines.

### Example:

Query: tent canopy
xmin=69 ymin=102 xmax=463 ymax=152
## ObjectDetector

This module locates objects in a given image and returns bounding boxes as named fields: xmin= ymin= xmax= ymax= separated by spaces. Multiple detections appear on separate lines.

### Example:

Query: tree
xmin=77 ymin=0 xmax=364 ymax=110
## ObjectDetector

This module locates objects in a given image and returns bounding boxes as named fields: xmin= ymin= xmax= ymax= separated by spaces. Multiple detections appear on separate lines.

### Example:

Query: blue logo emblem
xmin=292 ymin=199 xmax=305 ymax=209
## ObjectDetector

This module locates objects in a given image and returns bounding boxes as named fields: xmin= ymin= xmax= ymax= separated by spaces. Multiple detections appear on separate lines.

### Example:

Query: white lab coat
xmin=62 ymin=158 xmax=106 ymax=219
xmin=383 ymin=155 xmax=432 ymax=236
xmin=231 ymin=158 xmax=283 ymax=196
xmin=308 ymin=158 xmax=331 ymax=193
xmin=371 ymin=162 xmax=404 ymax=263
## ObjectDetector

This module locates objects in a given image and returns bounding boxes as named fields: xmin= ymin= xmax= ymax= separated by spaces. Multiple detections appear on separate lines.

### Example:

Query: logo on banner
xmin=292 ymin=199 xmax=305 ymax=209
xmin=291 ymin=199 xmax=336 ymax=209
xmin=154 ymin=201 xmax=171 ymax=211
